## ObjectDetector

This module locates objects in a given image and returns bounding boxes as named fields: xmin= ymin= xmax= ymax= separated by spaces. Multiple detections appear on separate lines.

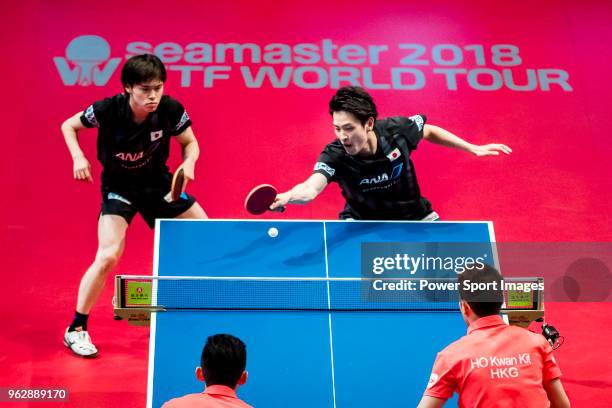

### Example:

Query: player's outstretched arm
xmin=423 ymin=124 xmax=512 ymax=157
xmin=270 ymin=173 xmax=328 ymax=211
xmin=545 ymin=378 xmax=571 ymax=408
xmin=175 ymin=126 xmax=199 ymax=181
xmin=61 ymin=111 xmax=93 ymax=183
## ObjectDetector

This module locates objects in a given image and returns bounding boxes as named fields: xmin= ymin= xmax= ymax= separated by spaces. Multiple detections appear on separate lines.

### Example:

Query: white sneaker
xmin=64 ymin=328 xmax=98 ymax=358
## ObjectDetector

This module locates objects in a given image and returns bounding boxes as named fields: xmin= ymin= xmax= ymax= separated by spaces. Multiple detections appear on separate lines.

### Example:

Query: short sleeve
xmin=380 ymin=115 xmax=427 ymax=151
xmin=404 ymin=114 xmax=427 ymax=150
xmin=313 ymin=146 xmax=339 ymax=182
xmin=541 ymin=340 xmax=562 ymax=382
xmin=80 ymin=98 xmax=113 ymax=128
xmin=423 ymin=351 xmax=457 ymax=400
xmin=166 ymin=97 xmax=192 ymax=136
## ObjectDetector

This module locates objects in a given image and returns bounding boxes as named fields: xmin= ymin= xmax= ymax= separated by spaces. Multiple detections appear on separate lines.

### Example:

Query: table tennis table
xmin=115 ymin=220 xmax=542 ymax=408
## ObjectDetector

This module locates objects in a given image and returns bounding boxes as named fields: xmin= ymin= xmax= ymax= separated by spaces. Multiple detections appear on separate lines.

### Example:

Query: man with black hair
xmin=418 ymin=264 xmax=570 ymax=408
xmin=61 ymin=54 xmax=207 ymax=357
xmin=162 ymin=334 xmax=252 ymax=408
xmin=271 ymin=86 xmax=511 ymax=220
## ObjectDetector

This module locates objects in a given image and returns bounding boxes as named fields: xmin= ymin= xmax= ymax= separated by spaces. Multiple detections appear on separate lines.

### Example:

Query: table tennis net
xmin=117 ymin=276 xmax=542 ymax=312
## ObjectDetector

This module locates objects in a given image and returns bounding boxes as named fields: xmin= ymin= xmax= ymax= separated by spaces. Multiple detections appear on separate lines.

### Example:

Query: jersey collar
xmin=467 ymin=314 xmax=505 ymax=334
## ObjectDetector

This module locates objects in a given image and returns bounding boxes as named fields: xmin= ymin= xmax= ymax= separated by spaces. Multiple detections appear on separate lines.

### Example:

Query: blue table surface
xmin=149 ymin=220 xmax=495 ymax=408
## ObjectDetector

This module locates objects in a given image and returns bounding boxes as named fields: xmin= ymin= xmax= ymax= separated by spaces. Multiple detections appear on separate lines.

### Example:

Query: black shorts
xmin=100 ymin=185 xmax=197 ymax=229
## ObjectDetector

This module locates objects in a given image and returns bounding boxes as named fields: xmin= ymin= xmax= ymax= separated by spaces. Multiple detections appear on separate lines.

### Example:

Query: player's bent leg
xmin=65 ymin=215 xmax=128 ymax=358
xmin=176 ymin=201 xmax=208 ymax=219
xmin=76 ymin=215 xmax=128 ymax=313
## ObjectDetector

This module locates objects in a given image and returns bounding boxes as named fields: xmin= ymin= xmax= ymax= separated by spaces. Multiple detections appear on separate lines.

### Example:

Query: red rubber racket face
xmin=245 ymin=184 xmax=277 ymax=215
xmin=171 ymin=168 xmax=185 ymax=201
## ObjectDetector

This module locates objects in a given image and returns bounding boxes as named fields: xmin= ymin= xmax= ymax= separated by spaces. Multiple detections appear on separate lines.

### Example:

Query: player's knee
xmin=94 ymin=247 xmax=122 ymax=271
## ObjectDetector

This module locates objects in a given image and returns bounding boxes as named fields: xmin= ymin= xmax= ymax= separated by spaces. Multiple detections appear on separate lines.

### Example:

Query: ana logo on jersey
xmin=151 ymin=130 xmax=163 ymax=141
xmin=359 ymin=163 xmax=403 ymax=185
xmin=115 ymin=151 xmax=144 ymax=162
xmin=54 ymin=35 xmax=121 ymax=86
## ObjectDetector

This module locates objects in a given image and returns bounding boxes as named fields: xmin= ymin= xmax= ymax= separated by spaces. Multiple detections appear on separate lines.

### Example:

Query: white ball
xmin=268 ymin=227 xmax=279 ymax=238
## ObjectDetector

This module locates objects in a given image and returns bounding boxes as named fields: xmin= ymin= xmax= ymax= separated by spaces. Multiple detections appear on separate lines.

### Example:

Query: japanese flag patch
xmin=386 ymin=148 xmax=402 ymax=161
xmin=150 ymin=130 xmax=163 ymax=141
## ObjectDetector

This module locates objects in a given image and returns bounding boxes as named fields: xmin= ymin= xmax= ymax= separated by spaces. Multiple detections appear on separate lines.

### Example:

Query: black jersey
xmin=313 ymin=115 xmax=433 ymax=220
xmin=80 ymin=94 xmax=192 ymax=189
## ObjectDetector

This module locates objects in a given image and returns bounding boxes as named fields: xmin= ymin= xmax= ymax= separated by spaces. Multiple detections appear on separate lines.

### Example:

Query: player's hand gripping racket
xmin=245 ymin=184 xmax=284 ymax=215
xmin=169 ymin=168 xmax=187 ymax=202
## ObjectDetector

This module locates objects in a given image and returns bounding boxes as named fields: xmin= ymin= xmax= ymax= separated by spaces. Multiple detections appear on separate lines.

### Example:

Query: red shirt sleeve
xmin=160 ymin=399 xmax=176 ymax=408
xmin=423 ymin=351 xmax=457 ymax=399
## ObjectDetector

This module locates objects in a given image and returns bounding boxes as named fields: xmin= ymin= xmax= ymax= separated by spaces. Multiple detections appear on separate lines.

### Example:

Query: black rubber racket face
xmin=245 ymin=184 xmax=277 ymax=215
xmin=171 ymin=169 xmax=185 ymax=201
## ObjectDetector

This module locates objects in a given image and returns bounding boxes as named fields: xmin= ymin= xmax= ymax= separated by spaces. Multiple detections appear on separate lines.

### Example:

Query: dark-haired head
xmin=199 ymin=334 xmax=247 ymax=388
xmin=121 ymin=54 xmax=167 ymax=90
xmin=329 ymin=86 xmax=378 ymax=125
xmin=458 ymin=264 xmax=503 ymax=318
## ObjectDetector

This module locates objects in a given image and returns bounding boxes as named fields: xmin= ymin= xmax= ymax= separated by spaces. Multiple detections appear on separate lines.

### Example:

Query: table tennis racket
xmin=170 ymin=168 xmax=186 ymax=202
xmin=245 ymin=184 xmax=282 ymax=215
